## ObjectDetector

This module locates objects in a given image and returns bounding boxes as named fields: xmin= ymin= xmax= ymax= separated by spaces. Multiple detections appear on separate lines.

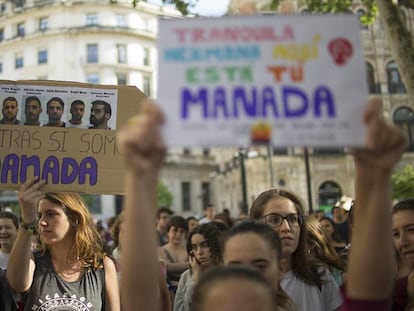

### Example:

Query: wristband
xmin=19 ymin=220 xmax=37 ymax=233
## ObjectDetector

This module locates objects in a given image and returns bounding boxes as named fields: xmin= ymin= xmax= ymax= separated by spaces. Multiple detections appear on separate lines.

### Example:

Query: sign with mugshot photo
xmin=0 ymin=80 xmax=146 ymax=194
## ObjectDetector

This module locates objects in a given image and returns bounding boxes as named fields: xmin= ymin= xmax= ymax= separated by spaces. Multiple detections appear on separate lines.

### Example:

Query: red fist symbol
xmin=328 ymin=38 xmax=353 ymax=66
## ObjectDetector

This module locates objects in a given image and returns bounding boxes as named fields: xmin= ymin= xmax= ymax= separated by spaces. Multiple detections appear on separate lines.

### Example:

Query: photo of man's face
xmin=25 ymin=99 xmax=42 ymax=123
xmin=90 ymin=103 xmax=106 ymax=126
xmin=47 ymin=100 xmax=63 ymax=122
xmin=2 ymin=99 xmax=18 ymax=121
xmin=70 ymin=103 xmax=85 ymax=122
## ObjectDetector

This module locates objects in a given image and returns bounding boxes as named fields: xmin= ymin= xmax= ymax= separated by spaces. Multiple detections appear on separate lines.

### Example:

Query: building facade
xmin=0 ymin=0 xmax=218 ymax=219
xmin=209 ymin=0 xmax=414 ymax=217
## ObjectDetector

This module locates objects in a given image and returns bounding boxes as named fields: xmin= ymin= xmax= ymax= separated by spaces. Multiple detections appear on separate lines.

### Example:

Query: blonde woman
xmin=7 ymin=184 xmax=120 ymax=311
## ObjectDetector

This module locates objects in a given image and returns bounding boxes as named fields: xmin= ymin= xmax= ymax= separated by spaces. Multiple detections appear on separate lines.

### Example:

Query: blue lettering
xmin=233 ymin=87 xmax=257 ymax=117
xmin=1 ymin=154 xmax=18 ymax=183
xmin=212 ymin=88 xmax=229 ymax=118
xmin=78 ymin=157 xmax=98 ymax=185
xmin=61 ymin=158 xmax=79 ymax=184
xmin=181 ymin=88 xmax=208 ymax=119
xmin=20 ymin=155 xmax=40 ymax=183
xmin=283 ymin=87 xmax=308 ymax=117
xmin=262 ymin=87 xmax=278 ymax=117
xmin=314 ymin=86 xmax=336 ymax=117
xmin=42 ymin=156 xmax=60 ymax=184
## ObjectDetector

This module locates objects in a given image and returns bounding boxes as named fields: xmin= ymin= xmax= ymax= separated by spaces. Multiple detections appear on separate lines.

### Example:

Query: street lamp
xmin=238 ymin=148 xmax=249 ymax=215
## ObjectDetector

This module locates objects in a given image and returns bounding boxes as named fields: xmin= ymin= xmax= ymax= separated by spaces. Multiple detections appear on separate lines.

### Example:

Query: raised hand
xmin=353 ymin=98 xmax=408 ymax=176
xmin=18 ymin=177 xmax=46 ymax=224
xmin=117 ymin=101 xmax=166 ymax=176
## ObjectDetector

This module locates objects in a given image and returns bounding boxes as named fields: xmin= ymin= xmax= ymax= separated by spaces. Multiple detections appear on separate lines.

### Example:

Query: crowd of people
xmin=0 ymin=97 xmax=412 ymax=311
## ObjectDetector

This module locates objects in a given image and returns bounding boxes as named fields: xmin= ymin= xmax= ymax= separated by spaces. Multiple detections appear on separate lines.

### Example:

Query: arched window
xmin=387 ymin=61 xmax=406 ymax=94
xmin=393 ymin=106 xmax=414 ymax=151
xmin=366 ymin=62 xmax=377 ymax=93
xmin=356 ymin=9 xmax=368 ymax=30
xmin=318 ymin=181 xmax=342 ymax=212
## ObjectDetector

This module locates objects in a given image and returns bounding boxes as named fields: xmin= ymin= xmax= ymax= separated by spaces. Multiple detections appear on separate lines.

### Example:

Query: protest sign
xmin=0 ymin=80 xmax=146 ymax=194
xmin=157 ymin=14 xmax=369 ymax=147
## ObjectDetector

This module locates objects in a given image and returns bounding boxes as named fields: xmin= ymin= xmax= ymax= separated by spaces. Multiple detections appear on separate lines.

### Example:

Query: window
xmin=117 ymin=44 xmax=127 ymax=63
xmin=87 ymin=44 xmax=98 ymax=63
xmin=87 ymin=73 xmax=100 ymax=84
xmin=0 ymin=62 xmax=3 ymax=73
xmin=86 ymin=13 xmax=98 ymax=26
xmin=183 ymin=148 xmax=191 ymax=155
xmin=273 ymin=147 xmax=288 ymax=155
xmin=117 ymin=73 xmax=127 ymax=85
xmin=38 ymin=50 xmax=48 ymax=64
xmin=181 ymin=182 xmax=191 ymax=212
xmin=17 ymin=22 xmax=25 ymax=37
xmin=15 ymin=55 xmax=23 ymax=69
xmin=0 ymin=29 xmax=3 ymax=42
xmin=143 ymin=75 xmax=151 ymax=96
xmin=202 ymin=148 xmax=210 ymax=156
xmin=313 ymin=148 xmax=344 ymax=155
xmin=143 ymin=47 xmax=150 ymax=66
xmin=387 ymin=61 xmax=406 ymax=94
xmin=366 ymin=62 xmax=377 ymax=94
xmin=393 ymin=106 xmax=414 ymax=151
xmin=356 ymin=9 xmax=368 ymax=30
xmin=115 ymin=14 xmax=127 ymax=28
xmin=201 ymin=182 xmax=210 ymax=210
xmin=39 ymin=17 xmax=49 ymax=31
xmin=318 ymin=181 xmax=342 ymax=211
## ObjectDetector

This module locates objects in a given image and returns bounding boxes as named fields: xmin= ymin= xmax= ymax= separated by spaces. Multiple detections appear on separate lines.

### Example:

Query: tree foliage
xmin=157 ymin=181 xmax=174 ymax=207
xmin=392 ymin=164 xmax=414 ymax=200
xmin=132 ymin=0 xmax=198 ymax=15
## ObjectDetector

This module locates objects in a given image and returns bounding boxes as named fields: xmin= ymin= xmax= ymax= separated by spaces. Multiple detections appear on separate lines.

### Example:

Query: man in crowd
xmin=67 ymin=100 xmax=88 ymax=128
xmin=199 ymin=203 xmax=215 ymax=224
xmin=43 ymin=97 xmax=65 ymax=127
xmin=0 ymin=211 xmax=18 ymax=270
xmin=24 ymin=96 xmax=42 ymax=126
xmin=156 ymin=207 xmax=173 ymax=246
xmin=89 ymin=100 xmax=112 ymax=129
xmin=0 ymin=97 xmax=20 ymax=125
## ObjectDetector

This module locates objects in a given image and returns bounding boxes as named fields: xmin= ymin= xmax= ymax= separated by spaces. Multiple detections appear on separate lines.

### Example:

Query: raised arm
xmin=7 ymin=177 xmax=45 ymax=292
xmin=347 ymin=98 xmax=407 ymax=300
xmin=118 ymin=101 xmax=166 ymax=311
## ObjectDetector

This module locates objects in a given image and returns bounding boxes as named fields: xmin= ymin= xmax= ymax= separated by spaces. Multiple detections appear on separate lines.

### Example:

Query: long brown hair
xmin=40 ymin=193 xmax=105 ymax=269
xmin=305 ymin=216 xmax=345 ymax=272
xmin=249 ymin=188 xmax=324 ymax=287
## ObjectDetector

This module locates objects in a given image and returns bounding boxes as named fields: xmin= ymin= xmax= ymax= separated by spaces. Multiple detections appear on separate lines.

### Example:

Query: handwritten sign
xmin=157 ymin=14 xmax=369 ymax=147
xmin=0 ymin=80 xmax=146 ymax=194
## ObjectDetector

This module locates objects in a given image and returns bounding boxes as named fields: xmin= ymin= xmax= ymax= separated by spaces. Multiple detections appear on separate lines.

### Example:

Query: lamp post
xmin=304 ymin=147 xmax=313 ymax=213
xmin=238 ymin=148 xmax=249 ymax=215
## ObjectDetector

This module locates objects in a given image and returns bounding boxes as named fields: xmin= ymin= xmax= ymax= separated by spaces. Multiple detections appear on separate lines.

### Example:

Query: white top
xmin=281 ymin=268 xmax=343 ymax=311
xmin=66 ymin=121 xmax=89 ymax=128
xmin=0 ymin=251 xmax=10 ymax=269
xmin=173 ymin=269 xmax=193 ymax=311
xmin=198 ymin=217 xmax=211 ymax=224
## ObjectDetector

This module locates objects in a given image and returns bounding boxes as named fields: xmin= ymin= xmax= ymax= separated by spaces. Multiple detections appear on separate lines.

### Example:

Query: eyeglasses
xmin=261 ymin=213 xmax=302 ymax=228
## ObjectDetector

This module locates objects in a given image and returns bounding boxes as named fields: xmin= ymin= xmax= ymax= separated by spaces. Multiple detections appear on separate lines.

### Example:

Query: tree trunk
xmin=375 ymin=0 xmax=414 ymax=104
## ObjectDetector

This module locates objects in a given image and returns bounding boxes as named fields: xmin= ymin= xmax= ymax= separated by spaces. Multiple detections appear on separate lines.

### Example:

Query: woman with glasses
xmin=173 ymin=222 xmax=222 ymax=311
xmin=250 ymin=189 xmax=342 ymax=311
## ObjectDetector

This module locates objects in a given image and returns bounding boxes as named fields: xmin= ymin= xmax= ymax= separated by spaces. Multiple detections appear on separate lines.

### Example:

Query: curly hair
xmin=39 ymin=193 xmax=105 ymax=269
xmin=249 ymin=188 xmax=323 ymax=287
xmin=186 ymin=223 xmax=222 ymax=265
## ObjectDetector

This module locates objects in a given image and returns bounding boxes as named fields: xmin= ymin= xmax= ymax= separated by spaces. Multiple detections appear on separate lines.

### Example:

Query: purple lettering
xmin=42 ymin=156 xmax=60 ymax=184
xmin=61 ymin=158 xmax=79 ymax=184
xmin=181 ymin=88 xmax=208 ymax=119
xmin=1 ymin=154 xmax=19 ymax=183
xmin=20 ymin=155 xmax=40 ymax=182
xmin=283 ymin=87 xmax=308 ymax=117
xmin=314 ymin=86 xmax=336 ymax=117
xmin=78 ymin=157 xmax=98 ymax=185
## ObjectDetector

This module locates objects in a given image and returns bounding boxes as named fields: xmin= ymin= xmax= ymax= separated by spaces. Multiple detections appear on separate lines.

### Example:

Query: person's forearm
xmin=166 ymin=262 xmax=189 ymax=274
xmin=121 ymin=172 xmax=159 ymax=311
xmin=6 ymin=228 xmax=34 ymax=292
xmin=347 ymin=170 xmax=394 ymax=299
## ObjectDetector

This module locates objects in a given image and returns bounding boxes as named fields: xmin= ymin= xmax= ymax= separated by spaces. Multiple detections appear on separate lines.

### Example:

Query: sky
xmin=189 ymin=0 xmax=231 ymax=17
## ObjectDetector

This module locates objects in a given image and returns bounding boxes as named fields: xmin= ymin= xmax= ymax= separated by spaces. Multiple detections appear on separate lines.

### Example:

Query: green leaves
xmin=392 ymin=164 xmax=414 ymax=200
xmin=157 ymin=181 xmax=174 ymax=208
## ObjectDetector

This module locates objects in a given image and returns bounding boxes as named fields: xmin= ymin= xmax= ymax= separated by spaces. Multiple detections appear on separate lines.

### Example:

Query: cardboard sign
xmin=0 ymin=80 xmax=146 ymax=194
xmin=157 ymin=14 xmax=369 ymax=147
